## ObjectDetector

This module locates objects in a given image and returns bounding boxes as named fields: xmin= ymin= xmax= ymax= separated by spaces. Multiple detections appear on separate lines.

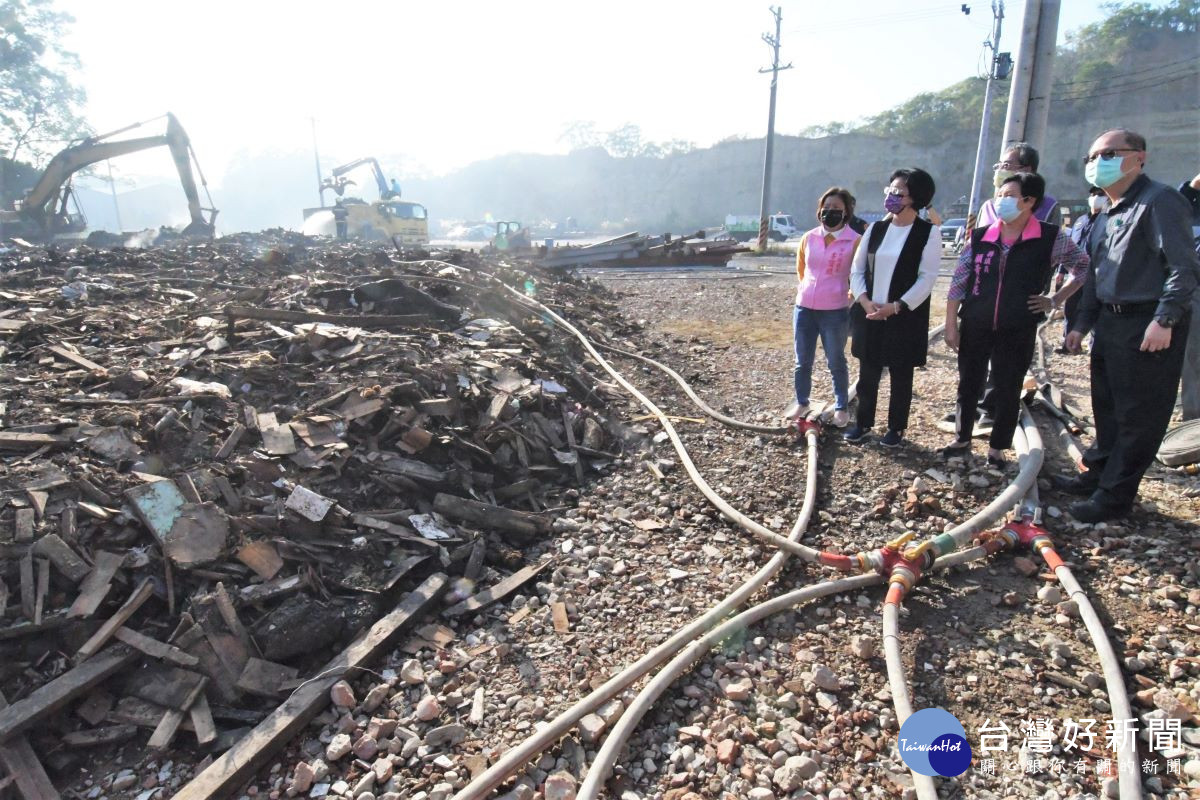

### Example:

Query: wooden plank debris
xmin=0 ymin=433 xmax=70 ymax=452
xmin=225 ymin=304 xmax=429 ymax=329
xmin=0 ymin=646 xmax=139 ymax=741
xmin=68 ymin=551 xmax=124 ymax=618
xmin=61 ymin=725 xmax=138 ymax=748
xmin=14 ymin=508 xmax=35 ymax=543
xmin=189 ymin=693 xmax=218 ymax=747
xmin=0 ymin=691 xmax=60 ymax=800
xmin=551 ymin=601 xmax=570 ymax=633
xmin=235 ymin=541 xmax=283 ymax=580
xmin=147 ymin=674 xmax=207 ymax=751
xmin=33 ymin=559 xmax=49 ymax=625
xmin=113 ymin=627 xmax=200 ymax=667
xmin=31 ymin=534 xmax=90 ymax=582
xmin=19 ymin=551 xmax=34 ymax=621
xmin=235 ymin=658 xmax=299 ymax=698
xmin=432 ymin=492 xmax=550 ymax=539
xmin=213 ymin=423 xmax=246 ymax=460
xmin=131 ymin=665 xmax=208 ymax=711
xmin=443 ymin=560 xmax=551 ymax=617
xmin=47 ymin=344 xmax=106 ymax=374
xmin=76 ymin=579 xmax=155 ymax=660
xmin=170 ymin=573 xmax=447 ymax=800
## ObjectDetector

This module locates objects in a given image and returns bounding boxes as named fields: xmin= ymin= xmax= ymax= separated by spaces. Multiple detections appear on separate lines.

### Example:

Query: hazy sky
xmin=59 ymin=0 xmax=1113 ymax=189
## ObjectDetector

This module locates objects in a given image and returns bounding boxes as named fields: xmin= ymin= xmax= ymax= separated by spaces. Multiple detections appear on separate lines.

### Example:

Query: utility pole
xmin=310 ymin=117 xmax=324 ymax=208
xmin=966 ymin=1 xmax=1006 ymax=223
xmin=1003 ymin=0 xmax=1059 ymax=152
xmin=756 ymin=6 xmax=792 ymax=252
xmin=106 ymin=160 xmax=123 ymax=232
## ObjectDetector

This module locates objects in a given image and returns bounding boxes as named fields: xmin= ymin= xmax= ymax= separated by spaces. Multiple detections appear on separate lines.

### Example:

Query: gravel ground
xmin=95 ymin=256 xmax=1199 ymax=800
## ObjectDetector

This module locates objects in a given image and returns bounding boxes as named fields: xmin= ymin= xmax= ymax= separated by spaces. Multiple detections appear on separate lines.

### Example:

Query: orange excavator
xmin=0 ymin=112 xmax=218 ymax=241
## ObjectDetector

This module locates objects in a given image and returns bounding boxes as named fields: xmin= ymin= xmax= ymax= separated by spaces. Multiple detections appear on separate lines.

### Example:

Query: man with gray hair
xmin=1063 ymin=129 xmax=1199 ymax=523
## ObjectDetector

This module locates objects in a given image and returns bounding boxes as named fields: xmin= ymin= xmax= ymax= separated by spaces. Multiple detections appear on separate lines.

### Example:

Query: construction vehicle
xmin=0 ymin=112 xmax=217 ymax=241
xmin=722 ymin=213 xmax=800 ymax=242
xmin=489 ymin=221 xmax=532 ymax=252
xmin=301 ymin=156 xmax=429 ymax=244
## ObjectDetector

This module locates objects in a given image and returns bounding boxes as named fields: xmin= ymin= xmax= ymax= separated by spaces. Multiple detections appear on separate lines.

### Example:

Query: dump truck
xmin=301 ymin=157 xmax=429 ymax=244
xmin=0 ymin=112 xmax=217 ymax=241
xmin=722 ymin=213 xmax=800 ymax=242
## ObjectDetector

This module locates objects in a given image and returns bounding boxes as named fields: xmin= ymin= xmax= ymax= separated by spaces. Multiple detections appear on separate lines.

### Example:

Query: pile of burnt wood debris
xmin=0 ymin=234 xmax=646 ymax=796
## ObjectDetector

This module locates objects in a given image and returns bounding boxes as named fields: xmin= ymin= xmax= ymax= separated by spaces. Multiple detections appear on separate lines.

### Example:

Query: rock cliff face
xmin=409 ymin=100 xmax=1198 ymax=232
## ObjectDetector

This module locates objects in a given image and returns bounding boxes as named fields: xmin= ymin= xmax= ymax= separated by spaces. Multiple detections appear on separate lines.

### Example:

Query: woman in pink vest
xmin=792 ymin=187 xmax=862 ymax=427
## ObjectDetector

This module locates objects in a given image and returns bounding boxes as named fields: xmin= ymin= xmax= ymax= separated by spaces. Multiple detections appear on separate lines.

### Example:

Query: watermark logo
xmin=897 ymin=707 xmax=973 ymax=777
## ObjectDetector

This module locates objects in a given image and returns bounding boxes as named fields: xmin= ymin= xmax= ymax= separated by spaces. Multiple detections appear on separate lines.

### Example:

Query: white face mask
xmin=1087 ymin=195 xmax=1109 ymax=214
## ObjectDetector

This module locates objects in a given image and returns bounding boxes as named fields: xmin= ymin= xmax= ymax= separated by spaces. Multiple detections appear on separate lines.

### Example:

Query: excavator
xmin=301 ymin=156 xmax=429 ymax=244
xmin=0 ymin=112 xmax=218 ymax=241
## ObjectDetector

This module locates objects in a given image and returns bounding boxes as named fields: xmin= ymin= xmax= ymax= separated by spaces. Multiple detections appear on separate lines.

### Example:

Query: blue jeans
xmin=793 ymin=306 xmax=849 ymax=410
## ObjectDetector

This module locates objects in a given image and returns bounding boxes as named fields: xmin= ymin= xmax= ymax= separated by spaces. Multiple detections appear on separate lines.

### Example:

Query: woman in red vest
xmin=942 ymin=172 xmax=1088 ymax=466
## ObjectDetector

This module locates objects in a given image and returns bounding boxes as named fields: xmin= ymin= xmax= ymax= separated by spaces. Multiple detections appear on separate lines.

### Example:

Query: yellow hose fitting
xmin=884 ymin=531 xmax=915 ymax=552
xmin=903 ymin=540 xmax=935 ymax=562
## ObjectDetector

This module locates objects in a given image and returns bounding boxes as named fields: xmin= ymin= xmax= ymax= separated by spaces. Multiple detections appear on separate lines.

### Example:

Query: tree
xmin=0 ymin=0 xmax=88 ymax=165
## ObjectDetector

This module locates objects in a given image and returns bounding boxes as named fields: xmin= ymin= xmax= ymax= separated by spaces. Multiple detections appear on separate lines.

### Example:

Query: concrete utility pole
xmin=106 ymin=160 xmax=123 ymax=232
xmin=966 ymin=1 xmax=1006 ymax=222
xmin=310 ymin=117 xmax=324 ymax=208
xmin=1003 ymin=0 xmax=1060 ymax=152
xmin=756 ymin=6 xmax=792 ymax=252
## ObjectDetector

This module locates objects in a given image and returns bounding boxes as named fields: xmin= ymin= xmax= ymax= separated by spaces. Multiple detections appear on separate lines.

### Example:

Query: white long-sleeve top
xmin=849 ymin=220 xmax=941 ymax=307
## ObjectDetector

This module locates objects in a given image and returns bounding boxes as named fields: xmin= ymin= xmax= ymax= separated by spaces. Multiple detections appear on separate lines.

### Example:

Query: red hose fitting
xmin=794 ymin=417 xmax=821 ymax=438
xmin=818 ymin=552 xmax=857 ymax=572
xmin=1002 ymin=517 xmax=1059 ymax=562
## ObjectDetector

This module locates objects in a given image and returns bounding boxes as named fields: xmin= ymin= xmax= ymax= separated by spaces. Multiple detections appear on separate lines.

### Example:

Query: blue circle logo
xmin=896 ymin=708 xmax=972 ymax=776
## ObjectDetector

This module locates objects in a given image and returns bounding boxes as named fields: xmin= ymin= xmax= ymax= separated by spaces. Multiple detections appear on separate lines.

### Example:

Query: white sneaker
xmin=791 ymin=404 xmax=810 ymax=420
xmin=831 ymin=409 xmax=850 ymax=427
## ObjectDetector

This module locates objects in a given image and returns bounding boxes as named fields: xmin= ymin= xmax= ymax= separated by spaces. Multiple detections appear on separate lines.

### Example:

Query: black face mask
xmin=820 ymin=209 xmax=845 ymax=228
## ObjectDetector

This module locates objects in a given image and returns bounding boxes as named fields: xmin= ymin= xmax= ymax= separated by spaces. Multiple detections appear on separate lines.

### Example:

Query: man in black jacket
xmin=1063 ymin=130 xmax=1199 ymax=522
xmin=1179 ymin=170 xmax=1200 ymax=420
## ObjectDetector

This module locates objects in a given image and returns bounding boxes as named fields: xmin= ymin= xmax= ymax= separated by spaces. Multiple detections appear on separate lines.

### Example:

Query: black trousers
xmin=855 ymin=359 xmax=914 ymax=432
xmin=1083 ymin=309 xmax=1190 ymax=508
xmin=955 ymin=324 xmax=1038 ymax=450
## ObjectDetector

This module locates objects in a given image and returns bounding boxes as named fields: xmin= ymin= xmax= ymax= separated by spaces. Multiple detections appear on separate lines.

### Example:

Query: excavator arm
xmin=324 ymin=157 xmax=397 ymax=200
xmin=2 ymin=112 xmax=217 ymax=239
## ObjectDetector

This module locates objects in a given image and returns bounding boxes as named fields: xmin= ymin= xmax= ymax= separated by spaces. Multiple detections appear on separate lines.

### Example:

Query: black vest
xmin=850 ymin=218 xmax=934 ymax=368
xmin=960 ymin=222 xmax=1059 ymax=331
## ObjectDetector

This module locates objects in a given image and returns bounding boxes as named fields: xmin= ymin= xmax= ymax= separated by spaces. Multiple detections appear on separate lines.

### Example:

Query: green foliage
xmin=559 ymin=120 xmax=695 ymax=159
xmin=798 ymin=0 xmax=1196 ymax=142
xmin=0 ymin=0 xmax=88 ymax=164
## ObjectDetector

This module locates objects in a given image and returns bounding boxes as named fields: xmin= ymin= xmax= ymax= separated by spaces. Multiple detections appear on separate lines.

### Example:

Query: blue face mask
xmin=1085 ymin=155 xmax=1127 ymax=189
xmin=996 ymin=195 xmax=1022 ymax=223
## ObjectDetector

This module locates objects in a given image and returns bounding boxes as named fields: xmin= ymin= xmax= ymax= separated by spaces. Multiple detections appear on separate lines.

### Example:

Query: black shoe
xmin=843 ymin=425 xmax=871 ymax=444
xmin=941 ymin=412 xmax=957 ymax=424
xmin=1068 ymin=498 xmax=1130 ymax=524
xmin=879 ymin=430 xmax=904 ymax=448
xmin=987 ymin=452 xmax=1008 ymax=469
xmin=1053 ymin=474 xmax=1099 ymax=497
xmin=939 ymin=441 xmax=971 ymax=459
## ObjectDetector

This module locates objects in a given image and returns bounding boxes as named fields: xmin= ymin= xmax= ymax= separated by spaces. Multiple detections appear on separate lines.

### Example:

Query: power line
xmin=1052 ymin=56 xmax=1197 ymax=87
xmin=1054 ymin=68 xmax=1199 ymax=101
xmin=787 ymin=6 xmax=960 ymax=35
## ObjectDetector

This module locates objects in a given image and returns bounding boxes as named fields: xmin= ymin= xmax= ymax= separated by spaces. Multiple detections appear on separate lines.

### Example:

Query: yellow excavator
xmin=0 ymin=112 xmax=218 ymax=241
xmin=301 ymin=156 xmax=429 ymax=244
